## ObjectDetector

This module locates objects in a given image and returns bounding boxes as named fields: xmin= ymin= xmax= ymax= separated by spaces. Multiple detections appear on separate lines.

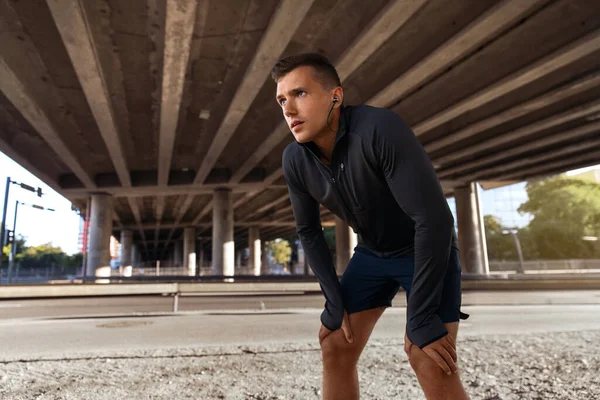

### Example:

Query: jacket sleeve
xmin=282 ymin=148 xmax=344 ymax=331
xmin=374 ymin=110 xmax=455 ymax=349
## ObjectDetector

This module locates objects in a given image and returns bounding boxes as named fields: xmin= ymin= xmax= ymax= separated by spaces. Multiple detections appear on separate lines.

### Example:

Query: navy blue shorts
xmin=340 ymin=246 xmax=463 ymax=324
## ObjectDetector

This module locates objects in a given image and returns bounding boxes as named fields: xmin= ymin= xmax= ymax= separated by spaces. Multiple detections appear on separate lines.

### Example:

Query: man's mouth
xmin=291 ymin=121 xmax=304 ymax=130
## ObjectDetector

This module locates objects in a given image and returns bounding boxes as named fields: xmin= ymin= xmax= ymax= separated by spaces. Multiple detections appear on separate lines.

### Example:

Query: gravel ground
xmin=0 ymin=330 xmax=597 ymax=400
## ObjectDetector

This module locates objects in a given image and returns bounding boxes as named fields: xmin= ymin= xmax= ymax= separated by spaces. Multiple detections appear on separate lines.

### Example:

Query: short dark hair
xmin=271 ymin=53 xmax=341 ymax=89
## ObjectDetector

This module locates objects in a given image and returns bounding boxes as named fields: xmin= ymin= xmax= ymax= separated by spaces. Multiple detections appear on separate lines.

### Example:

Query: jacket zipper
xmin=307 ymin=147 xmax=359 ymax=231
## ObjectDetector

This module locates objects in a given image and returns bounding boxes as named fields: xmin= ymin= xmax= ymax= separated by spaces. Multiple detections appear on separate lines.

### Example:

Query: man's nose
xmin=284 ymin=101 xmax=297 ymax=118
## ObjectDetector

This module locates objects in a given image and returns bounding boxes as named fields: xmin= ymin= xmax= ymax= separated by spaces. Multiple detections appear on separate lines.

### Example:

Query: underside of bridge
xmin=1 ymin=0 xmax=599 ymax=264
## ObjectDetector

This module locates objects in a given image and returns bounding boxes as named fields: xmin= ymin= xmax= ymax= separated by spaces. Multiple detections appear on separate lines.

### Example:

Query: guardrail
xmin=2 ymin=274 xmax=600 ymax=311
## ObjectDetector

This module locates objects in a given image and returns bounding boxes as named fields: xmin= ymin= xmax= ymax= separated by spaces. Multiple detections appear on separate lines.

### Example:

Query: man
xmin=274 ymin=53 xmax=470 ymax=400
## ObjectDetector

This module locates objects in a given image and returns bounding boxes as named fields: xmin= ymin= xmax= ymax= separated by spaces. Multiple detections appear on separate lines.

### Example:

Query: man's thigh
xmin=321 ymin=306 xmax=387 ymax=356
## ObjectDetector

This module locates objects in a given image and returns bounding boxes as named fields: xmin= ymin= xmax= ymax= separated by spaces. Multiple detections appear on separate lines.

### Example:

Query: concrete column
xmin=297 ymin=240 xmax=311 ymax=275
xmin=169 ymin=247 xmax=175 ymax=268
xmin=174 ymin=240 xmax=183 ymax=268
xmin=120 ymin=230 xmax=133 ymax=277
xmin=335 ymin=217 xmax=356 ymax=274
xmin=261 ymin=242 xmax=269 ymax=275
xmin=248 ymin=226 xmax=261 ymax=276
xmin=86 ymin=194 xmax=113 ymax=279
xmin=183 ymin=227 xmax=196 ymax=276
xmin=198 ymin=240 xmax=205 ymax=273
xmin=455 ymin=183 xmax=489 ymax=275
xmin=213 ymin=189 xmax=234 ymax=276
xmin=131 ymin=245 xmax=139 ymax=269
xmin=236 ymin=248 xmax=242 ymax=269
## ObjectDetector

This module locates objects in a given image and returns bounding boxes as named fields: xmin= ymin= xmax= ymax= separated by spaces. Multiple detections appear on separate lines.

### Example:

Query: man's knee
xmin=320 ymin=331 xmax=361 ymax=366
xmin=408 ymin=346 xmax=447 ymax=380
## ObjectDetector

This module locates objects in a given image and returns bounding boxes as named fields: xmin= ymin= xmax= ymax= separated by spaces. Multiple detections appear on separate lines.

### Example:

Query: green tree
xmin=266 ymin=239 xmax=292 ymax=266
xmin=2 ymin=235 xmax=27 ymax=267
xmin=18 ymin=242 xmax=65 ymax=268
xmin=483 ymin=215 xmax=518 ymax=260
xmin=323 ymin=226 xmax=335 ymax=249
xmin=518 ymin=177 xmax=600 ymax=259
xmin=2 ymin=236 xmax=82 ymax=274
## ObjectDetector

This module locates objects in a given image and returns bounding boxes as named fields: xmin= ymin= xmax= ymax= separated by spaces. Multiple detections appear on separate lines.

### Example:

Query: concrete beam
xmin=426 ymin=72 xmax=600 ymax=154
xmin=47 ymin=0 xmax=131 ymax=187
xmin=62 ymin=182 xmax=288 ymax=199
xmin=264 ymin=168 xmax=284 ymax=185
xmin=436 ymin=100 xmax=600 ymax=169
xmin=122 ymin=221 xmax=300 ymax=230
xmin=370 ymin=0 xmax=546 ymax=108
xmin=0 ymin=57 xmax=95 ymax=189
xmin=157 ymin=0 xmax=197 ymax=186
xmin=196 ymin=0 xmax=315 ymax=186
xmin=412 ymin=29 xmax=600 ymax=136
xmin=228 ymin=0 xmax=427 ymax=183
xmin=464 ymin=123 xmax=600 ymax=181
xmin=246 ymin=193 xmax=289 ymax=217
xmin=438 ymin=100 xmax=600 ymax=177
xmin=229 ymin=168 xmax=286 ymax=211
xmin=189 ymin=173 xmax=287 ymax=239
xmin=112 ymin=210 xmax=123 ymax=228
xmin=245 ymin=203 xmax=332 ymax=226
xmin=171 ymin=0 xmax=315 ymax=234
xmin=232 ymin=191 xmax=261 ymax=209
xmin=192 ymin=200 xmax=213 ymax=225
xmin=499 ymin=147 xmax=600 ymax=181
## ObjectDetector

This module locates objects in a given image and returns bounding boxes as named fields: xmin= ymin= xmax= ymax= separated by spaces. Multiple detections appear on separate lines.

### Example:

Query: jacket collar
xmin=300 ymin=106 xmax=349 ymax=159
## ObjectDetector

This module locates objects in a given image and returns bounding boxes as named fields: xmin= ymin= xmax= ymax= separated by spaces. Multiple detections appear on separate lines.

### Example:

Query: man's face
xmin=276 ymin=66 xmax=334 ymax=143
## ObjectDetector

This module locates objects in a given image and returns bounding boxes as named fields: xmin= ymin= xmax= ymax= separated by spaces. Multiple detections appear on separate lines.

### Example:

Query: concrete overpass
xmin=1 ymin=0 xmax=599 ymax=277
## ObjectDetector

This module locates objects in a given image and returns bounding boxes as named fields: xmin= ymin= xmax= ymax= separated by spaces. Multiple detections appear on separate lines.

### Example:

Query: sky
xmin=1 ymin=149 xmax=598 ymax=255
xmin=447 ymin=181 xmax=532 ymax=229
xmin=0 ymin=152 xmax=81 ymax=255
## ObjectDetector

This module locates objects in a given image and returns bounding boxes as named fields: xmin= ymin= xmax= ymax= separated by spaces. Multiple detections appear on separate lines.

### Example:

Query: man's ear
xmin=332 ymin=87 xmax=344 ymax=108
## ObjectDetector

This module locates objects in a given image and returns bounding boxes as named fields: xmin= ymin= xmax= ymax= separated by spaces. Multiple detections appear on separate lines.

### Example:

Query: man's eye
xmin=279 ymin=99 xmax=286 ymax=106
xmin=298 ymin=91 xmax=306 ymax=97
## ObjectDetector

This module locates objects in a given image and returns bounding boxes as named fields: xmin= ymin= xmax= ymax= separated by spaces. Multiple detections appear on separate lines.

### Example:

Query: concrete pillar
xmin=297 ymin=240 xmax=311 ymax=275
xmin=183 ymin=227 xmax=196 ymax=276
xmin=169 ymin=247 xmax=175 ymax=268
xmin=198 ymin=240 xmax=205 ymax=273
xmin=455 ymin=183 xmax=489 ymax=275
xmin=248 ymin=226 xmax=261 ymax=276
xmin=131 ymin=245 xmax=139 ymax=269
xmin=213 ymin=189 xmax=234 ymax=276
xmin=236 ymin=248 xmax=242 ymax=269
xmin=120 ymin=230 xmax=133 ymax=277
xmin=174 ymin=239 xmax=183 ymax=268
xmin=335 ymin=217 xmax=356 ymax=274
xmin=86 ymin=194 xmax=113 ymax=279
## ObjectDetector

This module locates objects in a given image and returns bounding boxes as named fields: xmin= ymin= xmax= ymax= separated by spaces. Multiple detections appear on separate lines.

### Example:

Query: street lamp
xmin=6 ymin=201 xmax=54 ymax=284
xmin=1 ymin=177 xmax=43 ymax=268
xmin=502 ymin=228 xmax=525 ymax=274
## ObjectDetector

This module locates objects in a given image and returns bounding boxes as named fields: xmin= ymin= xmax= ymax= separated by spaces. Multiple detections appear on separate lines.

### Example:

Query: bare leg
xmin=320 ymin=306 xmax=386 ymax=400
xmin=407 ymin=322 xmax=471 ymax=400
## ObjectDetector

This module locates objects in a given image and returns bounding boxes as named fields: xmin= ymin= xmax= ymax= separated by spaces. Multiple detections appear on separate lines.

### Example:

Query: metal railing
xmin=489 ymin=259 xmax=600 ymax=272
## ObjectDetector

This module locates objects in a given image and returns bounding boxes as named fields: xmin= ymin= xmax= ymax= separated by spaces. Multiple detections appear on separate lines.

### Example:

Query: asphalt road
xmin=1 ymin=291 xmax=600 ymax=361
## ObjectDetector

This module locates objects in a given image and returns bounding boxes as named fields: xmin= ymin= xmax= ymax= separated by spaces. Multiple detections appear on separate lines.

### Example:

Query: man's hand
xmin=319 ymin=310 xmax=354 ymax=344
xmin=404 ymin=333 xmax=458 ymax=375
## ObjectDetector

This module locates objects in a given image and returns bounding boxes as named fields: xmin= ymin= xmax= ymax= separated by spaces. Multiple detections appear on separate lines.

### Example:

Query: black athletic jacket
xmin=282 ymin=104 xmax=460 ymax=349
